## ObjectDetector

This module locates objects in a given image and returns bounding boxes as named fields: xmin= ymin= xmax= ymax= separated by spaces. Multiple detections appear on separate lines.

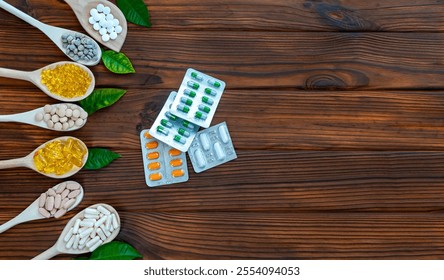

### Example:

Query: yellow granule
xmin=34 ymin=137 xmax=87 ymax=175
xmin=41 ymin=64 xmax=91 ymax=98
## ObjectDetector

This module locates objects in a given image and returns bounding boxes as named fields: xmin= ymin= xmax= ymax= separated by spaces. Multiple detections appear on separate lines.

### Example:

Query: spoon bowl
xmin=65 ymin=0 xmax=128 ymax=52
xmin=0 ymin=136 xmax=88 ymax=179
xmin=0 ymin=61 xmax=95 ymax=102
xmin=0 ymin=103 xmax=88 ymax=131
xmin=33 ymin=204 xmax=120 ymax=259
xmin=0 ymin=0 xmax=102 ymax=65
xmin=0 ymin=181 xmax=84 ymax=234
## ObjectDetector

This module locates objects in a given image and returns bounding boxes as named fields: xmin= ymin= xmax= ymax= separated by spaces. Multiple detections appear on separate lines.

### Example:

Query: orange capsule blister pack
xmin=140 ymin=129 xmax=189 ymax=187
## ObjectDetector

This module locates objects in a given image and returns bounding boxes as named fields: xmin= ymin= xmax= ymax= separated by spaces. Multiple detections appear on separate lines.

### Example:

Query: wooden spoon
xmin=0 ymin=136 xmax=88 ymax=179
xmin=32 ymin=204 xmax=120 ymax=259
xmin=64 ymin=0 xmax=128 ymax=52
xmin=0 ymin=181 xmax=84 ymax=234
xmin=0 ymin=61 xmax=95 ymax=102
xmin=0 ymin=0 xmax=102 ymax=66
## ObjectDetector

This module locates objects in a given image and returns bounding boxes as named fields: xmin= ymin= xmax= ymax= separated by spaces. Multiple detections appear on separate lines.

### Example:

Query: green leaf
xmin=89 ymin=241 xmax=142 ymax=260
xmin=117 ymin=0 xmax=151 ymax=28
xmin=79 ymin=88 xmax=127 ymax=115
xmin=102 ymin=50 xmax=135 ymax=74
xmin=84 ymin=148 xmax=121 ymax=170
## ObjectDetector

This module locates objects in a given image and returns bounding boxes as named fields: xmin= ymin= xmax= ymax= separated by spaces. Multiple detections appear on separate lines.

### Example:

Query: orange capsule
xmin=170 ymin=158 xmax=183 ymax=167
xmin=144 ymin=132 xmax=153 ymax=139
xmin=171 ymin=169 xmax=185 ymax=178
xmin=148 ymin=162 xmax=161 ymax=170
xmin=147 ymin=152 xmax=159 ymax=160
xmin=146 ymin=141 xmax=158 ymax=149
xmin=149 ymin=173 xmax=162 ymax=181
xmin=169 ymin=148 xmax=181 ymax=157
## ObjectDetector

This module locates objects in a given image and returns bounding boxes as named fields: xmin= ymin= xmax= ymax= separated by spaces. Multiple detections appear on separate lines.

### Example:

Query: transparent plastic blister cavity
xmin=149 ymin=92 xmax=200 ymax=152
xmin=188 ymin=122 xmax=237 ymax=173
xmin=169 ymin=68 xmax=226 ymax=128
xmin=140 ymin=129 xmax=189 ymax=187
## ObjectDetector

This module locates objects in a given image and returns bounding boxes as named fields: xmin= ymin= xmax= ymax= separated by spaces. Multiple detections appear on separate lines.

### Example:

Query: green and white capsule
xmin=165 ymin=111 xmax=177 ymax=121
xmin=177 ymin=104 xmax=190 ymax=113
xmin=191 ymin=72 xmax=203 ymax=81
xmin=202 ymin=96 xmax=214 ymax=105
xmin=187 ymin=81 xmax=200 ymax=90
xmin=207 ymin=79 xmax=221 ymax=88
xmin=195 ymin=111 xmax=207 ymax=120
xmin=198 ymin=104 xmax=211 ymax=113
xmin=174 ymin=135 xmax=186 ymax=144
xmin=157 ymin=125 xmax=169 ymax=136
xmin=180 ymin=97 xmax=193 ymax=106
xmin=184 ymin=89 xmax=197 ymax=98
xmin=178 ymin=128 xmax=190 ymax=137
xmin=182 ymin=120 xmax=195 ymax=129
xmin=160 ymin=119 xmax=173 ymax=128
xmin=204 ymin=88 xmax=217 ymax=96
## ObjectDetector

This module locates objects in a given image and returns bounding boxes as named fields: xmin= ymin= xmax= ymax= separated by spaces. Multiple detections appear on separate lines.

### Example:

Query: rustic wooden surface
xmin=1 ymin=0 xmax=444 ymax=259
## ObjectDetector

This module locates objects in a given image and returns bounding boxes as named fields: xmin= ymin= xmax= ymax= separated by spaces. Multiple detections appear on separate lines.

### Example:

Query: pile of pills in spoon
xmin=61 ymin=33 xmax=99 ymax=62
xmin=38 ymin=181 xmax=82 ymax=219
xmin=35 ymin=104 xmax=88 ymax=131
xmin=89 ymin=4 xmax=123 ymax=42
xmin=63 ymin=205 xmax=120 ymax=251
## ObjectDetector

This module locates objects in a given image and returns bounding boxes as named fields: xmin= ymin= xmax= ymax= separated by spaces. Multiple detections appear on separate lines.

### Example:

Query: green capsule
xmin=178 ymin=128 xmax=190 ymax=137
xmin=157 ymin=125 xmax=169 ymax=136
xmin=180 ymin=97 xmax=193 ymax=106
xmin=177 ymin=104 xmax=190 ymax=113
xmin=184 ymin=89 xmax=196 ymax=98
xmin=191 ymin=72 xmax=203 ymax=81
xmin=182 ymin=120 xmax=195 ymax=129
xmin=165 ymin=111 xmax=177 ymax=121
xmin=204 ymin=88 xmax=217 ymax=96
xmin=195 ymin=111 xmax=207 ymax=120
xmin=198 ymin=104 xmax=211 ymax=113
xmin=202 ymin=96 xmax=214 ymax=105
xmin=160 ymin=119 xmax=173 ymax=128
xmin=208 ymin=79 xmax=221 ymax=88
xmin=187 ymin=81 xmax=200 ymax=90
xmin=174 ymin=135 xmax=186 ymax=144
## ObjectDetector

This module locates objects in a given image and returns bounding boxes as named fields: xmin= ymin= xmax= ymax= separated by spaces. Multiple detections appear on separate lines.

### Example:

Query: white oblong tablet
xmin=218 ymin=125 xmax=229 ymax=143
xmin=200 ymin=133 xmax=210 ymax=151
xmin=194 ymin=149 xmax=206 ymax=168
xmin=214 ymin=142 xmax=225 ymax=161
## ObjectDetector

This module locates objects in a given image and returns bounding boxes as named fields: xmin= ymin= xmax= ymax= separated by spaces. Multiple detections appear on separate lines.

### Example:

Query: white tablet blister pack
xmin=140 ymin=130 xmax=189 ymax=187
xmin=169 ymin=68 xmax=226 ymax=128
xmin=149 ymin=91 xmax=200 ymax=152
xmin=188 ymin=122 xmax=237 ymax=173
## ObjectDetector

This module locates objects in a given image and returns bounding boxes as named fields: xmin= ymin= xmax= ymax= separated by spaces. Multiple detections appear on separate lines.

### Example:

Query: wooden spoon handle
xmin=0 ymin=67 xmax=31 ymax=82
xmin=0 ymin=157 xmax=28 ymax=170
xmin=32 ymin=245 xmax=59 ymax=260
xmin=0 ymin=0 xmax=49 ymax=32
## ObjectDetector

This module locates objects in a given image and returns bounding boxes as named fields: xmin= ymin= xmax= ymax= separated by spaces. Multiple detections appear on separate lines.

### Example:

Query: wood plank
xmin=2 ymin=0 xmax=444 ymax=32
xmin=2 ymin=89 xmax=444 ymax=151
xmin=1 ymin=30 xmax=444 ymax=90
xmin=1 ymin=150 xmax=444 ymax=213
xmin=1 ymin=212 xmax=444 ymax=259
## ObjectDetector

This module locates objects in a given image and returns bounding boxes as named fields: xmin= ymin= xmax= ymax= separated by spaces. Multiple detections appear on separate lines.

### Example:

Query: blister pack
xmin=140 ymin=130 xmax=189 ymax=187
xmin=188 ymin=122 xmax=237 ymax=173
xmin=149 ymin=92 xmax=200 ymax=152
xmin=169 ymin=68 xmax=226 ymax=128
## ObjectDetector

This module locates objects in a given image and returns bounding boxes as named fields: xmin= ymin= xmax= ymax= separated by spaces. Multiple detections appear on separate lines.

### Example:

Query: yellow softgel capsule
xmin=41 ymin=64 xmax=91 ymax=99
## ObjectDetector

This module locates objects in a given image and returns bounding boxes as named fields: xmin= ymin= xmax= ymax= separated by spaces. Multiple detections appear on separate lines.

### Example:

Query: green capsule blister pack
xmin=169 ymin=68 xmax=226 ymax=128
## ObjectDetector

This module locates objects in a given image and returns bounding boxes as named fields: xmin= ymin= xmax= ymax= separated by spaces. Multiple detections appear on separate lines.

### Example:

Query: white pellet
xmin=56 ymin=182 xmax=67 ymax=194
xmin=79 ymin=227 xmax=93 ymax=239
xmin=43 ymin=113 xmax=51 ymax=121
xmin=44 ymin=104 xmax=52 ymax=113
xmin=103 ymin=6 xmax=110 ymax=14
xmin=88 ymin=239 xmax=103 ymax=252
xmin=50 ymin=208 xmax=57 ymax=215
xmin=99 ymin=27 xmax=107 ymax=36
xmin=111 ymin=214 xmax=119 ymax=228
xmin=68 ymin=120 xmax=75 ymax=128
xmin=99 ymin=18 xmax=107 ymax=27
xmin=97 ymin=205 xmax=110 ymax=215
xmin=61 ymin=197 xmax=69 ymax=207
xmin=79 ymin=220 xmax=94 ymax=228
xmin=54 ymin=208 xmax=66 ymax=218
xmin=54 ymin=122 xmax=62 ymax=131
xmin=72 ymin=109 xmax=81 ymax=118
xmin=97 ymin=3 xmax=104 ymax=12
xmin=68 ymin=189 xmax=81 ymax=198
xmin=35 ymin=112 xmax=43 ymax=122
xmin=107 ymin=25 xmax=114 ymax=33
xmin=90 ymin=8 xmax=98 ymax=16
xmin=93 ymin=23 xmax=100 ymax=31
xmin=95 ymin=215 xmax=107 ymax=228
xmin=64 ymin=228 xmax=74 ymax=242
xmin=57 ymin=107 xmax=66 ymax=117
xmin=45 ymin=196 xmax=54 ymax=211
xmin=110 ymin=32 xmax=117 ymax=40
xmin=78 ymin=243 xmax=86 ymax=250
xmin=61 ymin=189 xmax=70 ymax=199
xmin=62 ymin=122 xmax=69 ymax=130
xmin=67 ymin=182 xmax=80 ymax=190
xmin=73 ymin=234 xmax=80 ymax=249
xmin=47 ymin=188 xmax=56 ymax=197
xmin=85 ymin=208 xmax=99 ymax=215
xmin=38 ymin=193 xmax=46 ymax=208
xmin=79 ymin=236 xmax=90 ymax=246
xmin=109 ymin=224 xmax=114 ymax=232
xmin=100 ymin=223 xmax=112 ymax=237
xmin=75 ymin=118 xmax=84 ymax=127
xmin=96 ymin=228 xmax=106 ymax=241
xmin=65 ymin=108 xmax=73 ymax=117
xmin=80 ymin=111 xmax=88 ymax=119
xmin=73 ymin=218 xmax=81 ymax=234
xmin=89 ymin=16 xmax=96 ymax=24
xmin=86 ymin=236 xmax=100 ymax=248
xmin=54 ymin=194 xmax=61 ymax=209
xmin=84 ymin=213 xmax=100 ymax=219
xmin=105 ymin=215 xmax=112 ymax=230
xmin=63 ymin=198 xmax=75 ymax=210
xmin=50 ymin=107 xmax=56 ymax=115
xmin=59 ymin=117 xmax=68 ymax=123
xmin=82 ymin=218 xmax=97 ymax=223
xmin=105 ymin=14 xmax=114 ymax=21
xmin=112 ymin=19 xmax=119 ymax=27
xmin=102 ymin=34 xmax=110 ymax=42
xmin=115 ymin=25 xmax=122 ymax=34
xmin=51 ymin=114 xmax=59 ymax=123
xmin=66 ymin=235 xmax=76 ymax=249
xmin=47 ymin=120 xmax=54 ymax=128
xmin=90 ymin=227 xmax=97 ymax=238
xmin=38 ymin=207 xmax=50 ymax=218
